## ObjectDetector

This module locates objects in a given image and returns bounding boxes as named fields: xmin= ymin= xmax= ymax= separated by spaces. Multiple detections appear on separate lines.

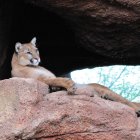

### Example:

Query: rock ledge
xmin=0 ymin=78 xmax=139 ymax=140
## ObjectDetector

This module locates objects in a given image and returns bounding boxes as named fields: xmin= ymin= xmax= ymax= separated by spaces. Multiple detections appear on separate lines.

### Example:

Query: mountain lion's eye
xmin=27 ymin=51 xmax=32 ymax=54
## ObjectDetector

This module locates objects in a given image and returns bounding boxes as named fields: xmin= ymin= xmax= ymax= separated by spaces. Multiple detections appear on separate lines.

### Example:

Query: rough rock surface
xmin=0 ymin=78 xmax=140 ymax=140
xmin=27 ymin=0 xmax=140 ymax=59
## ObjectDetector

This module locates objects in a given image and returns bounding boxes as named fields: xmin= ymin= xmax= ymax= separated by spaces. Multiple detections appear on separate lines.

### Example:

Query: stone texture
xmin=0 ymin=78 xmax=140 ymax=139
xmin=0 ymin=78 xmax=49 ymax=140
xmin=27 ymin=0 xmax=140 ymax=59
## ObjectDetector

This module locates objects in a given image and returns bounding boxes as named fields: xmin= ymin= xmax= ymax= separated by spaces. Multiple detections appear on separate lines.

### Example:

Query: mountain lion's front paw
xmin=63 ymin=78 xmax=76 ymax=95
xmin=67 ymin=84 xmax=77 ymax=95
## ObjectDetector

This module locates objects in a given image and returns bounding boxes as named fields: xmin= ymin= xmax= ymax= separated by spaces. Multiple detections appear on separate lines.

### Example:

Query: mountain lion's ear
xmin=15 ymin=42 xmax=22 ymax=53
xmin=31 ymin=37 xmax=36 ymax=46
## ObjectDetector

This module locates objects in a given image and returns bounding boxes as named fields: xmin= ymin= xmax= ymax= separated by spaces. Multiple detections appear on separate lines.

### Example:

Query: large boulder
xmin=0 ymin=78 xmax=140 ymax=139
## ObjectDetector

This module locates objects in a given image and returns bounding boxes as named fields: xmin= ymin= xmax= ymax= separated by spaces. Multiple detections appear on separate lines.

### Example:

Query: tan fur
xmin=11 ymin=38 xmax=76 ymax=94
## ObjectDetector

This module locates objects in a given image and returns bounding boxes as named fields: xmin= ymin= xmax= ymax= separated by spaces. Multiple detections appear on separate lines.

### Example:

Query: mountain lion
xmin=11 ymin=37 xmax=140 ymax=117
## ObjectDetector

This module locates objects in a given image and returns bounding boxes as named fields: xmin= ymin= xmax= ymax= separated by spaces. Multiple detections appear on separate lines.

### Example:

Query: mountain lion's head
xmin=15 ymin=37 xmax=41 ymax=66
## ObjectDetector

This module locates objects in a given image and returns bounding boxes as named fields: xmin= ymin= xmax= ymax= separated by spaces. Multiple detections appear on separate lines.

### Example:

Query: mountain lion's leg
xmin=88 ymin=83 xmax=140 ymax=117
xmin=100 ymin=92 xmax=140 ymax=117
xmin=38 ymin=77 xmax=76 ymax=95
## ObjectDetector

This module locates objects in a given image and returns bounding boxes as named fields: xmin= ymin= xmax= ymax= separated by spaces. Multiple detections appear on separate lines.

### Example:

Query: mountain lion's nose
xmin=30 ymin=58 xmax=38 ymax=64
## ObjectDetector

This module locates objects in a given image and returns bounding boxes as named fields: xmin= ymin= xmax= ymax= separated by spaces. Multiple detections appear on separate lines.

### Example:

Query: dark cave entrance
xmin=1 ymin=1 xmax=99 ymax=80
xmin=1 ymin=1 xmax=77 ymax=79
xmin=1 ymin=1 xmax=122 ymax=80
